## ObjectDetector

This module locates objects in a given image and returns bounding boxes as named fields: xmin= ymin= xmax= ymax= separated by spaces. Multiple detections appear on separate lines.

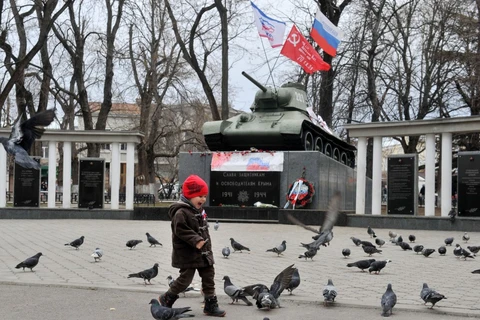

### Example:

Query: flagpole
xmin=266 ymin=53 xmax=282 ymax=85
xmin=260 ymin=39 xmax=277 ymax=90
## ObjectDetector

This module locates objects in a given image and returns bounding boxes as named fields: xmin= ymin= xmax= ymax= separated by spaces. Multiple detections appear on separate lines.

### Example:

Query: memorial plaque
xmin=387 ymin=155 xmax=417 ymax=215
xmin=13 ymin=157 xmax=40 ymax=207
xmin=457 ymin=152 xmax=480 ymax=216
xmin=210 ymin=171 xmax=280 ymax=206
xmin=78 ymin=158 xmax=104 ymax=208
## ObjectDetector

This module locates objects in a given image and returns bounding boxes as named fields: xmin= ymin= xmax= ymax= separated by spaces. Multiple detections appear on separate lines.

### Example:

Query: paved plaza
xmin=1 ymin=219 xmax=480 ymax=318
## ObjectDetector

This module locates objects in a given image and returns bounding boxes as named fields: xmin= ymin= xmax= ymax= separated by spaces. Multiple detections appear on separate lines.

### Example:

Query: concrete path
xmin=0 ymin=219 xmax=479 ymax=318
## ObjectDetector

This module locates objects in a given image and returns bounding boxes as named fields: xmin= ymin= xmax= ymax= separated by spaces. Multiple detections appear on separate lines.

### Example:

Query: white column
xmin=355 ymin=137 xmax=367 ymax=214
xmin=425 ymin=134 xmax=436 ymax=216
xmin=372 ymin=136 xmax=383 ymax=215
xmin=62 ymin=142 xmax=72 ymax=208
xmin=48 ymin=140 xmax=56 ymax=208
xmin=110 ymin=142 xmax=120 ymax=209
xmin=125 ymin=142 xmax=135 ymax=210
xmin=441 ymin=133 xmax=452 ymax=217
xmin=0 ymin=147 xmax=6 ymax=207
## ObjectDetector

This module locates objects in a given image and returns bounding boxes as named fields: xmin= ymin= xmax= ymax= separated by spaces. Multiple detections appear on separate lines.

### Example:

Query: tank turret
xmin=202 ymin=72 xmax=356 ymax=167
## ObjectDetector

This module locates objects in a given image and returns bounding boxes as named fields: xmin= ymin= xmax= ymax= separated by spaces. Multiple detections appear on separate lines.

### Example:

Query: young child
xmin=160 ymin=174 xmax=225 ymax=317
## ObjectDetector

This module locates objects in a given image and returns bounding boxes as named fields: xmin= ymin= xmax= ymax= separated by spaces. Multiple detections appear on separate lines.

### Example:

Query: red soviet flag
xmin=280 ymin=25 xmax=330 ymax=73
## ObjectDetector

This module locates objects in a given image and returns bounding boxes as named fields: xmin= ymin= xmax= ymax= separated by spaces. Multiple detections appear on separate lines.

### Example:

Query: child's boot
xmin=204 ymin=295 xmax=226 ymax=317
xmin=159 ymin=291 xmax=179 ymax=308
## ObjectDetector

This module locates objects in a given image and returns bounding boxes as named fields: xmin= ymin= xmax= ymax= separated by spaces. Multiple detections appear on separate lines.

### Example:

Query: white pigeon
xmin=214 ymin=220 xmax=219 ymax=231
xmin=91 ymin=248 xmax=103 ymax=262
xmin=463 ymin=232 xmax=470 ymax=243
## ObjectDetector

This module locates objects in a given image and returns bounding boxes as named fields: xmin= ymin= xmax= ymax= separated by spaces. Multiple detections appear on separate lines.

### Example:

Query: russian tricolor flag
xmin=310 ymin=10 xmax=343 ymax=57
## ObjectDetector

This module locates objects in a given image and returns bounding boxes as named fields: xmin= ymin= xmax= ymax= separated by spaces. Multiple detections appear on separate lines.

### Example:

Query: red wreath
xmin=286 ymin=178 xmax=315 ymax=208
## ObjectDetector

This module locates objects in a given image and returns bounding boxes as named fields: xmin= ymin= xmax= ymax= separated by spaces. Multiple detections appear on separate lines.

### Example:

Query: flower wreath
xmin=286 ymin=178 xmax=315 ymax=208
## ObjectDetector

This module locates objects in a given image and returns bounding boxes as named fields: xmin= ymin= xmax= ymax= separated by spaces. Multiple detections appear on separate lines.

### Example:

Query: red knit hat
xmin=182 ymin=175 xmax=209 ymax=199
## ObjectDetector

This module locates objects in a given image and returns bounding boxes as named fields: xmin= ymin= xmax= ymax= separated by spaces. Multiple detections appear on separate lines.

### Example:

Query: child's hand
xmin=196 ymin=240 xmax=206 ymax=249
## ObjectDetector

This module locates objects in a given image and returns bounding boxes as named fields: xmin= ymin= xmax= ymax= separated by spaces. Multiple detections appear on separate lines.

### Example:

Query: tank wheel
xmin=325 ymin=143 xmax=332 ymax=157
xmin=333 ymin=148 xmax=340 ymax=161
xmin=302 ymin=130 xmax=314 ymax=151
xmin=314 ymin=137 xmax=323 ymax=152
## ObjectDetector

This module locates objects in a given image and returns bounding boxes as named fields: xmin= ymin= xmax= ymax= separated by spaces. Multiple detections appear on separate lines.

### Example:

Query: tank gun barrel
xmin=242 ymin=71 xmax=267 ymax=92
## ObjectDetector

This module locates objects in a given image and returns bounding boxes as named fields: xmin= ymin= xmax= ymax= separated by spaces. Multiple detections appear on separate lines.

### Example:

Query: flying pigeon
xmin=422 ymin=248 xmax=436 ymax=258
xmin=91 ymin=248 xmax=103 ymax=262
xmin=64 ymin=236 xmax=85 ymax=250
xmin=15 ymin=252 xmax=43 ymax=271
xmin=126 ymin=239 xmax=143 ymax=249
xmin=0 ymin=109 xmax=55 ymax=170
xmin=243 ymin=264 xmax=296 ymax=309
xmin=381 ymin=283 xmax=397 ymax=317
xmin=214 ymin=220 xmax=219 ymax=231
xmin=463 ymin=232 xmax=470 ymax=243
xmin=286 ymin=268 xmax=300 ymax=295
xmin=266 ymin=240 xmax=286 ymax=256
xmin=222 ymin=276 xmax=253 ymax=306
xmin=369 ymin=259 xmax=391 ymax=274
xmin=408 ymin=235 xmax=416 ymax=243
xmin=420 ymin=283 xmax=446 ymax=308
xmin=167 ymin=275 xmax=197 ymax=296
xmin=127 ymin=263 xmax=159 ymax=285
xmin=413 ymin=245 xmax=424 ymax=254
xmin=444 ymin=237 xmax=454 ymax=246
xmin=299 ymin=247 xmax=318 ymax=260
xmin=367 ymin=226 xmax=377 ymax=238
xmin=398 ymin=242 xmax=413 ymax=251
xmin=438 ymin=246 xmax=447 ymax=255
xmin=347 ymin=259 xmax=376 ymax=272
xmin=350 ymin=237 xmax=362 ymax=246
xmin=149 ymin=299 xmax=194 ymax=319
xmin=362 ymin=245 xmax=382 ymax=256
xmin=222 ymin=247 xmax=231 ymax=258
xmin=146 ymin=232 xmax=162 ymax=247
xmin=375 ymin=238 xmax=386 ymax=248
xmin=342 ymin=248 xmax=351 ymax=258
xmin=230 ymin=238 xmax=250 ymax=252
xmin=323 ymin=279 xmax=337 ymax=305
xmin=448 ymin=209 xmax=456 ymax=223
xmin=467 ymin=246 xmax=480 ymax=256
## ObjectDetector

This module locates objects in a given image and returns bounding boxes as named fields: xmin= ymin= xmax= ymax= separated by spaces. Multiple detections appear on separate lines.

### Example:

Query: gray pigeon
xmin=350 ymin=237 xmax=362 ymax=246
xmin=467 ymin=246 xmax=480 ymax=256
xmin=146 ymin=232 xmax=162 ymax=247
xmin=438 ymin=246 xmax=447 ymax=255
xmin=64 ymin=236 xmax=85 ymax=249
xmin=369 ymin=259 xmax=391 ymax=274
xmin=299 ymin=247 xmax=318 ymax=260
xmin=375 ymin=238 xmax=385 ymax=247
xmin=0 ymin=109 xmax=55 ymax=170
xmin=363 ymin=245 xmax=382 ymax=256
xmin=347 ymin=259 xmax=376 ymax=272
xmin=222 ymin=247 xmax=231 ymax=258
xmin=381 ymin=283 xmax=397 ymax=317
xmin=388 ymin=231 xmax=397 ymax=239
xmin=413 ymin=245 xmax=424 ymax=254
xmin=222 ymin=276 xmax=253 ymax=306
xmin=91 ymin=248 xmax=103 ymax=262
xmin=167 ymin=275 xmax=196 ymax=296
xmin=360 ymin=240 xmax=376 ymax=248
xmin=444 ymin=237 xmax=454 ymax=246
xmin=149 ymin=299 xmax=194 ymax=319
xmin=422 ymin=248 xmax=436 ymax=257
xmin=367 ymin=226 xmax=377 ymax=238
xmin=453 ymin=244 xmax=463 ymax=257
xmin=286 ymin=268 xmax=300 ymax=294
xmin=398 ymin=242 xmax=413 ymax=251
xmin=323 ymin=279 xmax=337 ymax=305
xmin=463 ymin=232 xmax=470 ymax=242
xmin=408 ymin=234 xmax=416 ymax=242
xmin=266 ymin=240 xmax=286 ymax=256
xmin=15 ymin=252 xmax=43 ymax=271
xmin=126 ymin=239 xmax=143 ymax=249
xmin=128 ymin=263 xmax=159 ymax=285
xmin=230 ymin=238 xmax=250 ymax=252
xmin=420 ymin=283 xmax=446 ymax=308
xmin=342 ymin=248 xmax=351 ymax=258
xmin=214 ymin=220 xmax=219 ymax=231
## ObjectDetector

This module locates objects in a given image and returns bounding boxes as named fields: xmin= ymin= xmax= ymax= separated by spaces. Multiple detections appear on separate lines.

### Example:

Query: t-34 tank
xmin=202 ymin=72 xmax=356 ymax=167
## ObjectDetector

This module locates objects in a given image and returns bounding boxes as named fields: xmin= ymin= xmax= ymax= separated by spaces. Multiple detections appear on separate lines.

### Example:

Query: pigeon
xmin=375 ymin=238 xmax=385 ymax=248
xmin=413 ymin=245 xmax=424 ymax=254
xmin=342 ymin=248 xmax=351 ymax=258
xmin=0 ymin=109 xmax=55 ymax=170
xmin=408 ymin=235 xmax=416 ymax=242
xmin=422 ymin=248 xmax=436 ymax=257
xmin=420 ymin=283 xmax=446 ymax=308
xmin=64 ymin=236 xmax=85 ymax=249
xmin=472 ymin=269 xmax=480 ymax=274
xmin=360 ymin=240 xmax=376 ymax=248
xmin=230 ymin=238 xmax=250 ymax=252
xmin=127 ymin=263 xmax=159 ymax=285
xmin=388 ymin=231 xmax=397 ymax=239
xmin=398 ymin=242 xmax=413 ymax=251
xmin=222 ymin=247 xmax=231 ymax=258
xmin=381 ymin=283 xmax=397 ymax=317
xmin=391 ymin=235 xmax=403 ymax=245
xmin=467 ymin=246 xmax=480 ymax=256
xmin=453 ymin=244 xmax=463 ymax=258
xmin=362 ymin=245 xmax=382 ymax=256
xmin=243 ymin=264 xmax=296 ymax=309
xmin=146 ymin=232 xmax=162 ymax=247
xmin=126 ymin=239 xmax=143 ymax=249
xmin=444 ymin=237 xmax=454 ymax=246
xmin=448 ymin=208 xmax=456 ymax=223
xmin=369 ymin=259 xmax=391 ymax=274
xmin=214 ymin=220 xmax=219 ymax=231
xmin=222 ymin=276 xmax=253 ymax=306
xmin=463 ymin=232 xmax=470 ymax=243
xmin=323 ymin=279 xmax=337 ymax=305
xmin=15 ymin=252 xmax=42 ymax=271
xmin=461 ymin=248 xmax=475 ymax=259
xmin=299 ymin=247 xmax=318 ymax=260
xmin=438 ymin=246 xmax=447 ymax=255
xmin=288 ymin=192 xmax=341 ymax=249
xmin=91 ymin=248 xmax=103 ymax=262
xmin=347 ymin=259 xmax=376 ymax=272
xmin=167 ymin=275 xmax=197 ymax=296
xmin=286 ymin=268 xmax=300 ymax=295
xmin=367 ymin=226 xmax=377 ymax=238
xmin=266 ymin=240 xmax=286 ymax=256
xmin=350 ymin=237 xmax=362 ymax=246
xmin=149 ymin=299 xmax=194 ymax=319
